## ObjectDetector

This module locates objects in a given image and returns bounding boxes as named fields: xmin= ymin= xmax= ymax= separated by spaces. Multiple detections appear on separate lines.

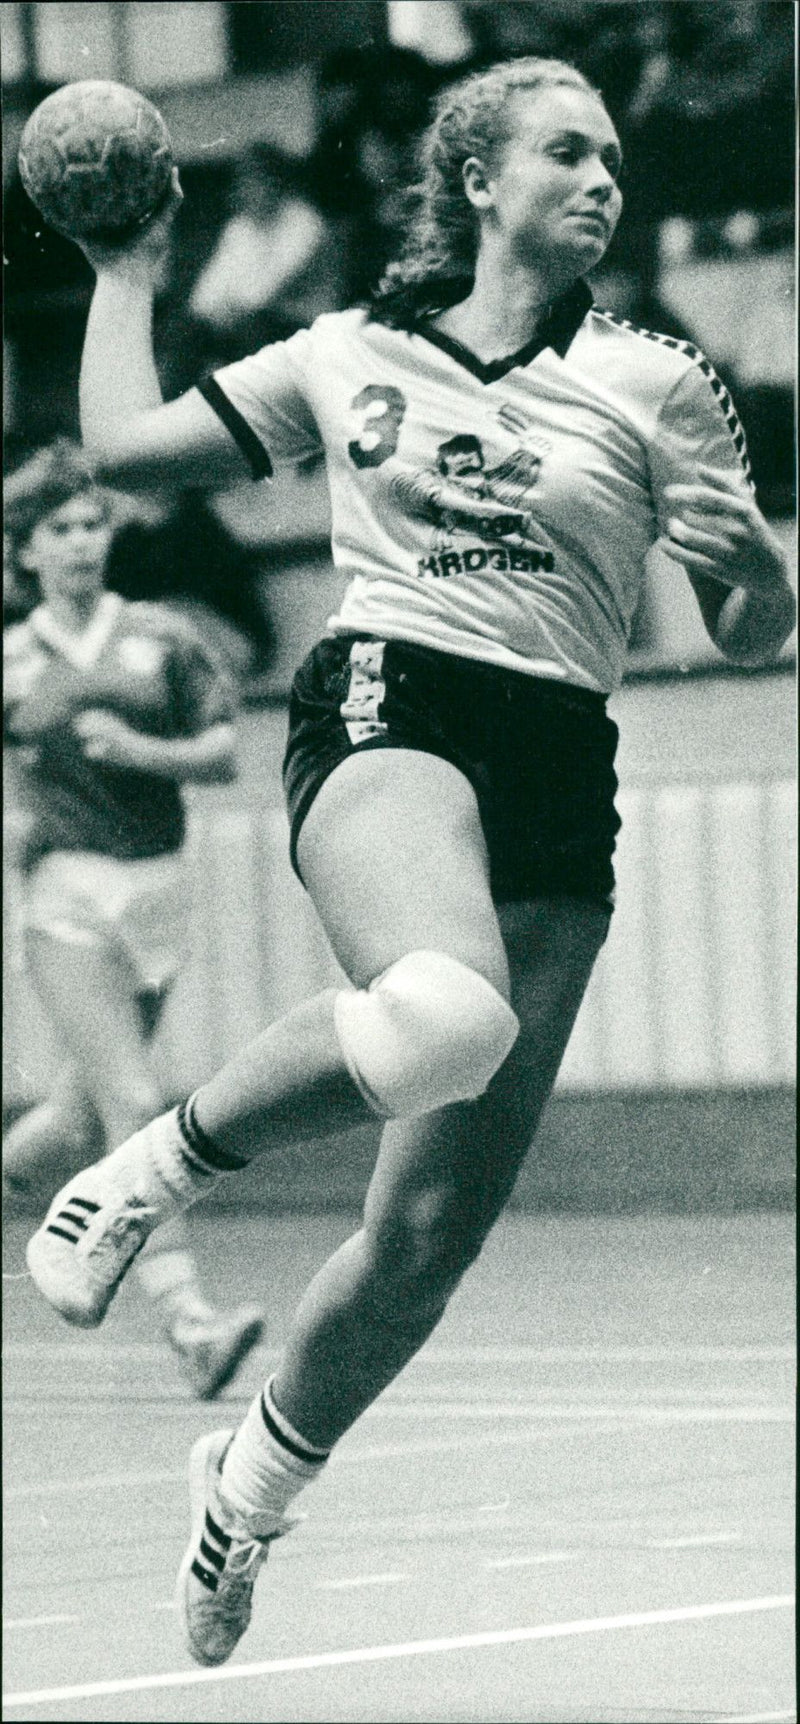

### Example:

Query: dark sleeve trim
xmin=197 ymin=376 xmax=273 ymax=480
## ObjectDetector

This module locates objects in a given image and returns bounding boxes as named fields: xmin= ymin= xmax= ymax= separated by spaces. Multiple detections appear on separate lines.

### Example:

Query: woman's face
xmin=476 ymin=84 xmax=623 ymax=272
xmin=20 ymin=494 xmax=112 ymax=606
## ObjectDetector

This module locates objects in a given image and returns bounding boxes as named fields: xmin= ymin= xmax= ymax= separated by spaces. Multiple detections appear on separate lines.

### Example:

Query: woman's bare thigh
xmin=296 ymin=747 xmax=510 ymax=995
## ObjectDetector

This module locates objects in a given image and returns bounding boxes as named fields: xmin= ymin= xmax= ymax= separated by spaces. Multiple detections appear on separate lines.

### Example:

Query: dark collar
xmin=413 ymin=280 xmax=593 ymax=383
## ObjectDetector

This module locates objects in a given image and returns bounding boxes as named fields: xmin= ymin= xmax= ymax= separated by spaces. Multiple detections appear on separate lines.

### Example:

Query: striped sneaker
xmin=178 ymin=1429 xmax=291 ymax=1666
xmin=167 ymin=1305 xmax=265 ymax=1400
xmin=26 ymin=1165 xmax=159 ymax=1327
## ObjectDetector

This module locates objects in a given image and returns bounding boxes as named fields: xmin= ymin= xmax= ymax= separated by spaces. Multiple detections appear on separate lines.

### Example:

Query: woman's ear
xmin=462 ymin=155 xmax=494 ymax=210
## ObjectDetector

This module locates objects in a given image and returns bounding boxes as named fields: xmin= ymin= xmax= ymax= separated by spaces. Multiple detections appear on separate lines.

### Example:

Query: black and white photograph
xmin=2 ymin=3 xmax=796 ymax=1720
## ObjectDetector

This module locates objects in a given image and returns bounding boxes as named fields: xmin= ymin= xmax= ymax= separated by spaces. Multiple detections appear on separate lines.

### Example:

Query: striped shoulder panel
xmin=594 ymin=309 xmax=753 ymax=487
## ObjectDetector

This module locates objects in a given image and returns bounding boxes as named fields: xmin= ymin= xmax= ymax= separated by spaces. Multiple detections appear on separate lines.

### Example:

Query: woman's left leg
xmin=269 ymin=895 xmax=609 ymax=1449
xmin=176 ymin=895 xmax=608 ymax=1666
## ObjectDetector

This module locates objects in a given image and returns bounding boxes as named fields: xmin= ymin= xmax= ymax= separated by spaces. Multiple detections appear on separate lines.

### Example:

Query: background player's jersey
xmin=199 ymin=283 xmax=753 ymax=693
xmin=4 ymin=594 xmax=234 ymax=869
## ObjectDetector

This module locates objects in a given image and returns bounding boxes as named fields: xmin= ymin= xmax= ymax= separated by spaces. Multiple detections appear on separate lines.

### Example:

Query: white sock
xmin=219 ymin=1377 xmax=329 ymax=1538
xmin=101 ymin=1105 xmax=220 ymax=1216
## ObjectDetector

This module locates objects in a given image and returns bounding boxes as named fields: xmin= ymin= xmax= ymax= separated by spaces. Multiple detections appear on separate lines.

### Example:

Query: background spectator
xmin=187 ymin=143 xmax=344 ymax=361
xmin=310 ymin=46 xmax=440 ymax=299
xmin=2 ymin=0 xmax=794 ymax=678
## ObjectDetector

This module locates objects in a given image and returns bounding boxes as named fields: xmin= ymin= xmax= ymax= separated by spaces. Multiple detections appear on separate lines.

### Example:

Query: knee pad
xmin=333 ymin=949 xmax=519 ymax=1118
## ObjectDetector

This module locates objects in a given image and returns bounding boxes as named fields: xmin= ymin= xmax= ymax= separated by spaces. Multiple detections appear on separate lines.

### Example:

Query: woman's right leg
xmin=27 ymin=749 xmax=515 ymax=1321
xmin=190 ymin=748 xmax=512 ymax=1161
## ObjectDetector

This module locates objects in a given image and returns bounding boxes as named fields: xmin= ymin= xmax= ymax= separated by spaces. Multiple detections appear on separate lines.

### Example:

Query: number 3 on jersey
xmin=348 ymin=385 xmax=407 ymax=468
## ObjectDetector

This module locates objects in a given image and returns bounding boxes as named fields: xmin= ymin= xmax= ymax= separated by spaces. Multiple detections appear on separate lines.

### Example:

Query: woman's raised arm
xmin=79 ymin=171 xmax=250 ymax=493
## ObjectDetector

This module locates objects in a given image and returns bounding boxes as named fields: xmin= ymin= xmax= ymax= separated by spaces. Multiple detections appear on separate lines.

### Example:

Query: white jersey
xmin=199 ymin=283 xmax=752 ymax=693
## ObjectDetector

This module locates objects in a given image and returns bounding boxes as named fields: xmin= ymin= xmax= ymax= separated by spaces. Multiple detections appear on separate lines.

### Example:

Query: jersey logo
xmin=116 ymin=637 xmax=165 ymax=678
xmin=418 ymin=543 xmax=555 ymax=580
xmin=346 ymin=385 xmax=556 ymax=581
xmin=387 ymin=429 xmax=552 ymax=578
xmin=495 ymin=402 xmax=552 ymax=454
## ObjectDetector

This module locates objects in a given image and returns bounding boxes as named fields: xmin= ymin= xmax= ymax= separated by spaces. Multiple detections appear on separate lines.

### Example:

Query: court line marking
xmin=363 ymin=1403 xmax=793 ymax=1422
xmin=2 ymin=1428 xmax=552 ymax=1502
xmin=2 ymin=1343 xmax=793 ymax=1363
xmin=393 ymin=1386 xmax=791 ymax=1403
xmin=2 ymin=1594 xmax=793 ymax=1708
xmin=3 ymin=1615 xmax=79 ymax=1631
xmin=709 ymin=1714 xmax=796 ymax=1722
xmin=3 ymin=1404 xmax=792 ymax=1502
xmin=4 ymin=1467 xmax=183 ymax=1501
xmin=486 ymin=1552 xmax=575 ymax=1569
xmin=648 ymin=1533 xmax=741 ymax=1549
xmin=415 ymin=1347 xmax=796 ymax=1364
xmin=317 ymin=1573 xmax=406 ymax=1591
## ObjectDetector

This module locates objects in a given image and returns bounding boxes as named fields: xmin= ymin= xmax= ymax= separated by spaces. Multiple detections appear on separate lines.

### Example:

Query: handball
xmin=18 ymin=80 xmax=173 ymax=242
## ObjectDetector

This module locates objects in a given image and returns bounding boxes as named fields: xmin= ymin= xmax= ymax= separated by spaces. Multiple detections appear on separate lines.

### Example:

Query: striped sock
xmin=177 ymin=1096 xmax=250 ymax=1175
xmin=100 ymin=1105 xmax=219 ymax=1210
xmin=218 ymin=1377 xmax=329 ymax=1538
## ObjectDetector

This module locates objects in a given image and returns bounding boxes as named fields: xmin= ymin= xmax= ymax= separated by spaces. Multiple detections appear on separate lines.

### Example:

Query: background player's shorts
xmin=283 ymin=636 xmax=621 ymax=908
xmin=21 ymin=849 xmax=189 ymax=992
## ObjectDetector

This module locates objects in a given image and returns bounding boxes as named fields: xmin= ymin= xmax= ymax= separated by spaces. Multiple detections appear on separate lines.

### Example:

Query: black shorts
xmin=283 ymin=636 xmax=621 ymax=909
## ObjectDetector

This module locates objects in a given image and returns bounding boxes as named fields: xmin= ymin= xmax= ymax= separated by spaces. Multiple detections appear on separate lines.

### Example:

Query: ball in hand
xmin=18 ymin=80 xmax=173 ymax=241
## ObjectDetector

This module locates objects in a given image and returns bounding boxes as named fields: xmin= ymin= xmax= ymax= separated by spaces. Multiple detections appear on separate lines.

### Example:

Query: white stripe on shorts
xmin=340 ymin=641 xmax=388 ymax=745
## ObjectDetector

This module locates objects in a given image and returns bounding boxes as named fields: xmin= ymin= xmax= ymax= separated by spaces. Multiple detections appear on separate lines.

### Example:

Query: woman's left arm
xmin=74 ymin=711 xmax=238 ymax=782
xmin=657 ymin=466 xmax=795 ymax=666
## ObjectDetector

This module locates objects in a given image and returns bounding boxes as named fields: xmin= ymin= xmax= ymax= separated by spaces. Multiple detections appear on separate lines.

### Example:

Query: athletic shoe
xmin=167 ymin=1305 xmax=265 ymax=1400
xmin=178 ymin=1429 xmax=292 ymax=1665
xmin=26 ymin=1162 xmax=160 ymax=1327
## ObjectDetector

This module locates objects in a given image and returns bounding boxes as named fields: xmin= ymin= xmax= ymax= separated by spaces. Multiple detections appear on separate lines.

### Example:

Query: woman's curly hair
xmin=370 ymin=57 xmax=598 ymax=326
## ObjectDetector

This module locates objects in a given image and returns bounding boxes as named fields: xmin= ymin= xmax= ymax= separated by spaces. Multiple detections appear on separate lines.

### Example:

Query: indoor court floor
xmin=2 ymin=1209 xmax=795 ymax=1723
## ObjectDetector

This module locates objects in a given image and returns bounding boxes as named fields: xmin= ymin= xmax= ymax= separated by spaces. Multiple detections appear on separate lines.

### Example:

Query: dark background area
xmin=4 ymin=1 xmax=795 ymax=502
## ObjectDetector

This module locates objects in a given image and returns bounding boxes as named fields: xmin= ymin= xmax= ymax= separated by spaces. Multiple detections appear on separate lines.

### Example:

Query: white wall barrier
xmin=558 ymin=780 xmax=795 ymax=1090
xmin=3 ymin=781 xmax=795 ymax=1102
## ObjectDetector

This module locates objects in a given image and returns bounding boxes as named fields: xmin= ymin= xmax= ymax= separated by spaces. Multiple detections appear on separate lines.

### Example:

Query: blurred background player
xmin=3 ymin=439 xmax=265 ymax=1397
